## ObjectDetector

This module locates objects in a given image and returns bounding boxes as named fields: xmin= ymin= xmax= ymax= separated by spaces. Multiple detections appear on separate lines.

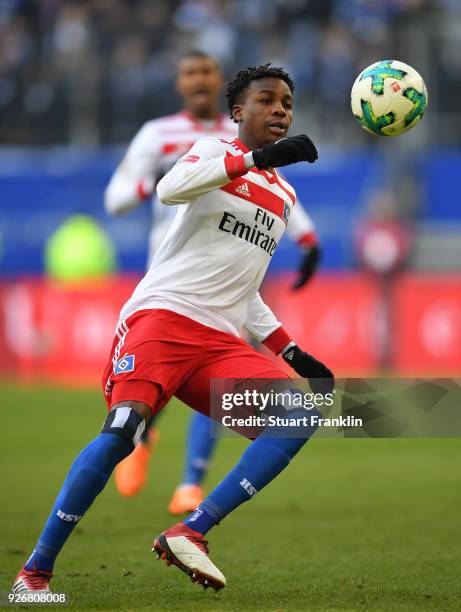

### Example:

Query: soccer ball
xmin=351 ymin=59 xmax=428 ymax=136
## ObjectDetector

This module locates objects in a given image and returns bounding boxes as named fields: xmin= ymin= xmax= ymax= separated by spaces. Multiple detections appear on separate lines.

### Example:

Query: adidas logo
xmin=284 ymin=349 xmax=295 ymax=361
xmin=235 ymin=182 xmax=250 ymax=197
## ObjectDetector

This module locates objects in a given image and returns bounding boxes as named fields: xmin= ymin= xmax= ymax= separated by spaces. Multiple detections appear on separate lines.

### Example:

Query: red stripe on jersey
xmin=224 ymin=154 xmax=247 ymax=179
xmin=272 ymin=172 xmax=296 ymax=204
xmin=256 ymin=169 xmax=295 ymax=205
xmin=221 ymin=177 xmax=289 ymax=224
xmin=252 ymin=167 xmax=296 ymax=204
xmin=232 ymin=138 xmax=249 ymax=153
xmin=229 ymin=140 xmax=296 ymax=204
xmin=162 ymin=142 xmax=195 ymax=155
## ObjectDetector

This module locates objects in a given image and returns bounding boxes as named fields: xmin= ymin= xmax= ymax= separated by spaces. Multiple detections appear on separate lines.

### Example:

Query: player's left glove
xmin=282 ymin=344 xmax=335 ymax=395
xmin=292 ymin=244 xmax=321 ymax=290
xmin=252 ymin=135 xmax=318 ymax=170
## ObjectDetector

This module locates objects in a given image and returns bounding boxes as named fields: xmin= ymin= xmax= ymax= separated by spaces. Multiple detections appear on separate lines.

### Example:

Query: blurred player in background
xmin=14 ymin=63 xmax=333 ymax=594
xmin=105 ymin=51 xmax=321 ymax=513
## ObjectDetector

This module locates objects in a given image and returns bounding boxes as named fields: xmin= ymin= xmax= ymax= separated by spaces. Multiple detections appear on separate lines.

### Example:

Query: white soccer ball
xmin=351 ymin=59 xmax=428 ymax=136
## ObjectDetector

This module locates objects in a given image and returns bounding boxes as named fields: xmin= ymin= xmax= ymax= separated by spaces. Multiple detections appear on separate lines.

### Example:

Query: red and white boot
xmin=153 ymin=522 xmax=226 ymax=591
xmin=12 ymin=566 xmax=53 ymax=594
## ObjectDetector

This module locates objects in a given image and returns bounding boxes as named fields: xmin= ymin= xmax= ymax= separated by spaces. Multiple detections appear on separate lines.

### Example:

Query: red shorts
xmin=102 ymin=309 xmax=291 ymax=423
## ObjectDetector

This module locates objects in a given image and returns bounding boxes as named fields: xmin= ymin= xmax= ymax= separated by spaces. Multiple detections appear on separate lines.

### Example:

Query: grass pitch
xmin=1 ymin=382 xmax=461 ymax=611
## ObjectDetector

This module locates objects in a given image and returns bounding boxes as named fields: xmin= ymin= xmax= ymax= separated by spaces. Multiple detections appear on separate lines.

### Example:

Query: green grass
xmin=1 ymin=383 xmax=461 ymax=611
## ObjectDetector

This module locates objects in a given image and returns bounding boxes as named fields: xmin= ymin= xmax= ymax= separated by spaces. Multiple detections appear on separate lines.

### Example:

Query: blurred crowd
xmin=1 ymin=0 xmax=460 ymax=145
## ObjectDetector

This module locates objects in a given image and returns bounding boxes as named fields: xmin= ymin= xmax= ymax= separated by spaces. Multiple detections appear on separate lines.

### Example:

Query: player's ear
xmin=232 ymin=104 xmax=243 ymax=123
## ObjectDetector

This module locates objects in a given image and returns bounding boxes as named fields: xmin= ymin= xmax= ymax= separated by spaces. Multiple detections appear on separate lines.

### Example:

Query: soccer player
xmin=13 ymin=64 xmax=333 ymax=594
xmin=105 ymin=51 xmax=321 ymax=512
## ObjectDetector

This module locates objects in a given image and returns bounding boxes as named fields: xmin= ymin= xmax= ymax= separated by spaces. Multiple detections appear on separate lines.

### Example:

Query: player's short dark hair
xmin=225 ymin=63 xmax=295 ymax=122
xmin=178 ymin=50 xmax=220 ymax=70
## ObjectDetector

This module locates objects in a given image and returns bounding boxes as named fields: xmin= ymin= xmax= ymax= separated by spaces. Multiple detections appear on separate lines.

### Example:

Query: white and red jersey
xmin=119 ymin=137 xmax=301 ymax=346
xmin=104 ymin=110 xmax=317 ymax=266
xmin=105 ymin=111 xmax=236 ymax=265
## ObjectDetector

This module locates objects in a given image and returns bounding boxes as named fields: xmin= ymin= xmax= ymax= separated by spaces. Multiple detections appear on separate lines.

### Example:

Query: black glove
xmin=282 ymin=344 xmax=335 ymax=395
xmin=292 ymin=244 xmax=321 ymax=290
xmin=252 ymin=135 xmax=318 ymax=170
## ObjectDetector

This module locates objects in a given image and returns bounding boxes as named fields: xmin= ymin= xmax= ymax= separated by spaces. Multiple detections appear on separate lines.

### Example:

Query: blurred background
xmin=2 ymin=6 xmax=460 ymax=606
xmin=0 ymin=0 xmax=460 ymax=385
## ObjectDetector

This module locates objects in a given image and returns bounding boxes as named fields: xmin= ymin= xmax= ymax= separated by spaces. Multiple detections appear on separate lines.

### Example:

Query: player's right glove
xmin=282 ymin=344 xmax=335 ymax=395
xmin=252 ymin=135 xmax=318 ymax=170
xmin=292 ymin=244 xmax=321 ymax=290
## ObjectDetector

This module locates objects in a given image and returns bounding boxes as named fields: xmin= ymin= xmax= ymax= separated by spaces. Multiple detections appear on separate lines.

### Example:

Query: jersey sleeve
xmin=104 ymin=122 xmax=162 ymax=215
xmin=244 ymin=292 xmax=293 ymax=354
xmin=286 ymin=198 xmax=317 ymax=247
xmin=156 ymin=137 xmax=251 ymax=205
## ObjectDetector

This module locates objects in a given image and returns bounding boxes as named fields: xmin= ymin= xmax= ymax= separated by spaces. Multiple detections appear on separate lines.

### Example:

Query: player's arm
xmin=244 ymin=291 xmax=292 ymax=353
xmin=244 ymin=292 xmax=334 ymax=394
xmin=156 ymin=137 xmax=253 ymax=205
xmin=286 ymin=200 xmax=321 ymax=290
xmin=157 ymin=134 xmax=318 ymax=205
xmin=104 ymin=122 xmax=160 ymax=215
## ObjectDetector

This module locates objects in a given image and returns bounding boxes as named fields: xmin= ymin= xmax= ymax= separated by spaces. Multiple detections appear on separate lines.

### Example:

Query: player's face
xmin=233 ymin=78 xmax=293 ymax=149
xmin=176 ymin=57 xmax=223 ymax=117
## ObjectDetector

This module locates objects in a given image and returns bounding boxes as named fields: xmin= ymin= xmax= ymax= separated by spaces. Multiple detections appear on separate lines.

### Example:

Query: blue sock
xmin=182 ymin=413 xmax=219 ymax=486
xmin=25 ymin=433 xmax=131 ymax=572
xmin=184 ymin=409 xmax=319 ymax=535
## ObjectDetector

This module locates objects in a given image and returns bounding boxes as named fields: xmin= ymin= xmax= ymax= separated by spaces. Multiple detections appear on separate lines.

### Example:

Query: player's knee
xmin=101 ymin=405 xmax=147 ymax=448
xmin=111 ymin=399 xmax=152 ymax=422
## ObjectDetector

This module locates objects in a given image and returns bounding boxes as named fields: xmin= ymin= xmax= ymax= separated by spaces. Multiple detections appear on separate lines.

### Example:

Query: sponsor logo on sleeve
xmin=283 ymin=202 xmax=291 ymax=223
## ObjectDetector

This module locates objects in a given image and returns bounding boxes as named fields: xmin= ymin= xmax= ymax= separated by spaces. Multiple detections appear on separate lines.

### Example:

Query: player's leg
xmin=155 ymin=384 xmax=315 ymax=591
xmin=183 ymin=342 xmax=318 ymax=536
xmin=14 ymin=309 xmax=209 ymax=592
xmin=168 ymin=329 xmax=266 ymax=513
xmin=168 ymin=412 xmax=219 ymax=515
xmin=154 ymin=336 xmax=320 ymax=590
xmin=14 ymin=397 xmax=156 ymax=593
xmin=182 ymin=399 xmax=316 ymax=534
